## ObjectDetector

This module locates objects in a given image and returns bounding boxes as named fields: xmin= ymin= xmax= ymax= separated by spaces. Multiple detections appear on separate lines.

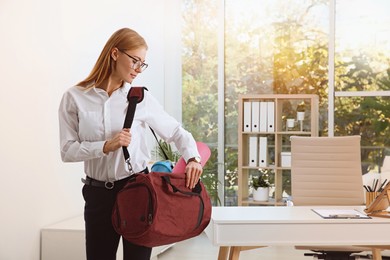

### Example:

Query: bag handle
xmin=161 ymin=175 xmax=202 ymax=196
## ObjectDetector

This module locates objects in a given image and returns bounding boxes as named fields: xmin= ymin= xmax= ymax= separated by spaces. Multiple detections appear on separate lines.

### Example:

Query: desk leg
xmin=218 ymin=246 xmax=230 ymax=260
xmin=371 ymin=248 xmax=382 ymax=260
xmin=228 ymin=246 xmax=241 ymax=260
xmin=218 ymin=245 xmax=267 ymax=260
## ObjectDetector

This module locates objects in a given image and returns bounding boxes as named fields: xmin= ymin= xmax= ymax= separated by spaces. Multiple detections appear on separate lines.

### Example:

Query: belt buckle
xmin=104 ymin=181 xmax=114 ymax=189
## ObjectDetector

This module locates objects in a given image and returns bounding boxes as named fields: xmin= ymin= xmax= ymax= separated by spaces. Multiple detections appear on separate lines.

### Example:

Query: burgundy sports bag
xmin=112 ymin=87 xmax=212 ymax=247
xmin=112 ymin=171 xmax=211 ymax=247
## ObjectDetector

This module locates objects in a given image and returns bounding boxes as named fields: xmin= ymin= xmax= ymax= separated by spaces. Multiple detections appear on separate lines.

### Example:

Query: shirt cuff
xmin=95 ymin=141 xmax=107 ymax=157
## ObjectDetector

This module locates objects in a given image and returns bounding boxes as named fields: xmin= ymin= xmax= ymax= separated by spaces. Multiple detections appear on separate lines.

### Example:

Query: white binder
xmin=267 ymin=101 xmax=275 ymax=132
xmin=251 ymin=101 xmax=260 ymax=132
xmin=259 ymin=101 xmax=267 ymax=132
xmin=249 ymin=136 xmax=258 ymax=167
xmin=259 ymin=136 xmax=268 ymax=167
xmin=243 ymin=101 xmax=251 ymax=132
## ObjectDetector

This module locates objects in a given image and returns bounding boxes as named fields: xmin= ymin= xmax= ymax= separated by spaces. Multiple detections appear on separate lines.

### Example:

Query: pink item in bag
xmin=172 ymin=141 xmax=211 ymax=173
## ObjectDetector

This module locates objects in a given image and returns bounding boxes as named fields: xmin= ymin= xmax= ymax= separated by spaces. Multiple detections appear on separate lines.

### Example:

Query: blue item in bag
xmin=151 ymin=160 xmax=173 ymax=173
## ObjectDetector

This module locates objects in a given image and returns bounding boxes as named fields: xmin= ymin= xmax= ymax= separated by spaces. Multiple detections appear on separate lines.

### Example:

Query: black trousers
xmin=82 ymin=178 xmax=152 ymax=260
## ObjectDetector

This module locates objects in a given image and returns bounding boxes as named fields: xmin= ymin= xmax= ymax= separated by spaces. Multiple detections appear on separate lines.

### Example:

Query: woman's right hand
xmin=103 ymin=128 xmax=131 ymax=154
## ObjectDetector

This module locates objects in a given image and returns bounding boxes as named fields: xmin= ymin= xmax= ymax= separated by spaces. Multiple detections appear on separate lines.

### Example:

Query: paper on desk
xmin=312 ymin=209 xmax=371 ymax=219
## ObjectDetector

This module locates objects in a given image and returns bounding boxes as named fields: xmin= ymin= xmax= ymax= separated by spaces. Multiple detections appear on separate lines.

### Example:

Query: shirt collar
xmin=87 ymin=82 xmax=129 ymax=97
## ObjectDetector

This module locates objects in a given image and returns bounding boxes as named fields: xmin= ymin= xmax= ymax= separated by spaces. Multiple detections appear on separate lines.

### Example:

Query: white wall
xmin=0 ymin=0 xmax=180 ymax=259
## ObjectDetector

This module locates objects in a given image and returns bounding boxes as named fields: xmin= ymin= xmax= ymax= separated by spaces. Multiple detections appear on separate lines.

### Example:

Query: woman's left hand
xmin=185 ymin=162 xmax=203 ymax=189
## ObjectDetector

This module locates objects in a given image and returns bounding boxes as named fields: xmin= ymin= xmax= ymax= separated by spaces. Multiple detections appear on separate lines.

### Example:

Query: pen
xmin=378 ymin=179 xmax=388 ymax=192
xmin=373 ymin=179 xmax=379 ymax=192
xmin=363 ymin=185 xmax=370 ymax=192
xmin=329 ymin=214 xmax=360 ymax=218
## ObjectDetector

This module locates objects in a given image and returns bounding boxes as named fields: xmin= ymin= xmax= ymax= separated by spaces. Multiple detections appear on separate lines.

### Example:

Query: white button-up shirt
xmin=58 ymin=84 xmax=199 ymax=182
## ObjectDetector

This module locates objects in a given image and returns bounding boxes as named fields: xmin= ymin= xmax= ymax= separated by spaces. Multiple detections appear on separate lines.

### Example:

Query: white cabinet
xmin=41 ymin=215 xmax=173 ymax=260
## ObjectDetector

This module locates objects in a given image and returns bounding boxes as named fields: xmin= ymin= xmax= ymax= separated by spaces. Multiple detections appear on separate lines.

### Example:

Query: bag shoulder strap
xmin=122 ymin=86 xmax=169 ymax=167
xmin=123 ymin=86 xmax=148 ymax=129
xmin=125 ymin=87 xmax=169 ymax=161
xmin=122 ymin=87 xmax=147 ymax=172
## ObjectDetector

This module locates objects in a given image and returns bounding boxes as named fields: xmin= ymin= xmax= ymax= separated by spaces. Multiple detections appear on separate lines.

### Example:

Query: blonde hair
xmin=77 ymin=28 xmax=148 ymax=88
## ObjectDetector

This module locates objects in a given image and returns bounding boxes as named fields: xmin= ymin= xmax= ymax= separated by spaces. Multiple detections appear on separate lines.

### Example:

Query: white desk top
xmin=210 ymin=206 xmax=388 ymax=223
xmin=206 ymin=206 xmax=390 ymax=247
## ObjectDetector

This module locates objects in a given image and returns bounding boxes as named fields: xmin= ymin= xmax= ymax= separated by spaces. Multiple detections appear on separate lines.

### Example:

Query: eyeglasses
xmin=118 ymin=49 xmax=148 ymax=72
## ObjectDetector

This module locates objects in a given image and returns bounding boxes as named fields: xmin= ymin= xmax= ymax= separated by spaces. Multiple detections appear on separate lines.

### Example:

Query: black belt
xmin=82 ymin=168 xmax=149 ymax=190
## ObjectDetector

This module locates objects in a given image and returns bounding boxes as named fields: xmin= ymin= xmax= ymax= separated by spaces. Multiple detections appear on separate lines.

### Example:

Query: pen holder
xmin=365 ymin=191 xmax=379 ymax=207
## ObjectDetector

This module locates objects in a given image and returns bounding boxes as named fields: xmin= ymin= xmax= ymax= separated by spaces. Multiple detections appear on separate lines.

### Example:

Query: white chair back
xmin=291 ymin=136 xmax=364 ymax=206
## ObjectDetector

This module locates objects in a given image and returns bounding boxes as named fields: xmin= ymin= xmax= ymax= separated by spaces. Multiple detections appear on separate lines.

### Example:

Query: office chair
xmin=290 ymin=136 xmax=389 ymax=260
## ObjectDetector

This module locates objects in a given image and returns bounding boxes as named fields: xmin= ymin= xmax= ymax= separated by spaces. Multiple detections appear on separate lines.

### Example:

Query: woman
xmin=59 ymin=28 xmax=202 ymax=260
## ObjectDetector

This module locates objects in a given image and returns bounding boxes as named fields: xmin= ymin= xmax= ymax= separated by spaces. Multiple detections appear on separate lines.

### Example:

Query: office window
xmin=335 ymin=0 xmax=390 ymax=174
xmin=181 ymin=0 xmax=220 ymax=205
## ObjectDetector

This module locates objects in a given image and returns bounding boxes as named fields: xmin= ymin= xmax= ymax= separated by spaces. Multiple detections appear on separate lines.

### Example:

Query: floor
xmin=157 ymin=233 xmax=390 ymax=260
xmin=156 ymin=233 xmax=307 ymax=260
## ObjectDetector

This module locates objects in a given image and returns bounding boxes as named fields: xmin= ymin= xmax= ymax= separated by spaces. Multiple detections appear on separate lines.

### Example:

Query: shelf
xmin=238 ymin=94 xmax=319 ymax=206
xmin=242 ymin=166 xmax=276 ymax=170
xmin=242 ymin=167 xmax=292 ymax=171
xmin=242 ymin=131 xmax=312 ymax=135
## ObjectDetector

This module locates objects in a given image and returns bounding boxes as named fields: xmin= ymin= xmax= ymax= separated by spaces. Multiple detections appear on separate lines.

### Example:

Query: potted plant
xmin=251 ymin=174 xmax=270 ymax=201
xmin=296 ymin=102 xmax=306 ymax=121
xmin=296 ymin=102 xmax=306 ymax=131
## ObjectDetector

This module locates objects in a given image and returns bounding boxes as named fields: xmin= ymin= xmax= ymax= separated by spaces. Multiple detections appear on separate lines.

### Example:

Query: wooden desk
xmin=205 ymin=206 xmax=390 ymax=260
